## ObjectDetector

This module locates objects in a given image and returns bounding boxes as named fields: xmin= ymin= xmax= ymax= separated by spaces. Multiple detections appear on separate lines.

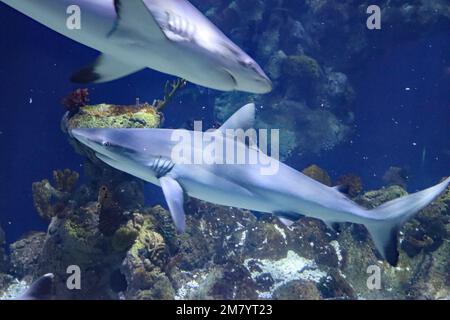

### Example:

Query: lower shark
xmin=1 ymin=0 xmax=272 ymax=93
xmin=71 ymin=104 xmax=450 ymax=266
xmin=15 ymin=274 xmax=55 ymax=300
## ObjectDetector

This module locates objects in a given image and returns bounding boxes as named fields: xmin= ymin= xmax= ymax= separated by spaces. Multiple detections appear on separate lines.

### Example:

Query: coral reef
xmin=9 ymin=232 xmax=46 ymax=279
xmin=355 ymin=185 xmax=408 ymax=208
xmin=0 ymin=278 xmax=28 ymax=300
xmin=382 ymin=166 xmax=409 ymax=189
xmin=0 ymin=225 xmax=6 ymax=273
xmin=63 ymin=77 xmax=187 ymax=133
xmin=66 ymin=104 xmax=161 ymax=130
xmin=2 ymin=158 xmax=449 ymax=299
xmin=153 ymin=78 xmax=188 ymax=111
xmin=62 ymin=88 xmax=89 ymax=115
xmin=186 ymin=0 xmax=449 ymax=157
xmin=32 ymin=169 xmax=79 ymax=221
xmin=302 ymin=164 xmax=332 ymax=186
xmin=273 ymin=279 xmax=322 ymax=300
xmin=337 ymin=183 xmax=450 ymax=299
xmin=0 ymin=226 xmax=12 ymax=297
xmin=335 ymin=174 xmax=363 ymax=197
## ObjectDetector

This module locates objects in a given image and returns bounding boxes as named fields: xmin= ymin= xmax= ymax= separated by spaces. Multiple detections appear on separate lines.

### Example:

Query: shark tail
xmin=364 ymin=177 xmax=450 ymax=266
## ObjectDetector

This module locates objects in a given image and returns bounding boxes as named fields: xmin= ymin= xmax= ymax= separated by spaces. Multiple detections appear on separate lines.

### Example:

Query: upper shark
xmin=1 ymin=0 xmax=272 ymax=93
xmin=71 ymin=103 xmax=450 ymax=266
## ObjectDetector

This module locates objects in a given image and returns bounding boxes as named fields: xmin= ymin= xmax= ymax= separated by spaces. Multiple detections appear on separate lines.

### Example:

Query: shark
xmin=15 ymin=273 xmax=55 ymax=300
xmin=71 ymin=103 xmax=450 ymax=266
xmin=0 ymin=0 xmax=272 ymax=93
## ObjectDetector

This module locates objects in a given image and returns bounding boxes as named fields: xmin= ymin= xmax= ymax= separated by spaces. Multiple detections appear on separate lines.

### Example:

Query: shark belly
xmin=173 ymin=164 xmax=287 ymax=214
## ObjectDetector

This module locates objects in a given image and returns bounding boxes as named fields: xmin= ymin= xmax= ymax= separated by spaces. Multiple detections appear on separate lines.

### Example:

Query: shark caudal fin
xmin=365 ymin=177 xmax=450 ymax=266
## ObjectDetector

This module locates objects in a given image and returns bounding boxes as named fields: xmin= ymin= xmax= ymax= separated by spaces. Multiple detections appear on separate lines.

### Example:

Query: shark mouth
xmin=95 ymin=152 xmax=120 ymax=168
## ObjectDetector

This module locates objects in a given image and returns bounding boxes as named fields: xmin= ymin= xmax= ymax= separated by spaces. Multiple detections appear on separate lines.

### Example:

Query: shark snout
xmin=236 ymin=64 xmax=273 ymax=94
xmin=255 ymin=75 xmax=273 ymax=94
xmin=71 ymin=128 xmax=105 ymax=152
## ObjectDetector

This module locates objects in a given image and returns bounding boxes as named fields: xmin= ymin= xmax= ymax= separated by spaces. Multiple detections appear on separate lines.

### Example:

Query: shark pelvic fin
xmin=159 ymin=176 xmax=186 ymax=233
xmin=218 ymin=103 xmax=256 ymax=133
xmin=274 ymin=211 xmax=301 ymax=227
xmin=71 ymin=54 xmax=144 ymax=84
xmin=278 ymin=217 xmax=295 ymax=227
xmin=323 ymin=221 xmax=341 ymax=233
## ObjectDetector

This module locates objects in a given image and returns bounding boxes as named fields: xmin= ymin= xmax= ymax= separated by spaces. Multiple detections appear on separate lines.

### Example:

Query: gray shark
xmin=1 ymin=0 xmax=272 ymax=93
xmin=16 ymin=273 xmax=55 ymax=300
xmin=71 ymin=104 xmax=450 ymax=266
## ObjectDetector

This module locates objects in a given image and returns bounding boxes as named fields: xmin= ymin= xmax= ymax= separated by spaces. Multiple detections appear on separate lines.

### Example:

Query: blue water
xmin=0 ymin=3 xmax=449 ymax=245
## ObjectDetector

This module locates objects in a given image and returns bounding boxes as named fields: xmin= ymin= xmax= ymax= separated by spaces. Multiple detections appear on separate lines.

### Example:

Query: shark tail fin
xmin=364 ymin=177 xmax=450 ymax=266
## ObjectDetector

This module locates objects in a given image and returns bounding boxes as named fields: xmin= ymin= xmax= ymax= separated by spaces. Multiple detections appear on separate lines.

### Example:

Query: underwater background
xmin=0 ymin=1 xmax=449 ymax=300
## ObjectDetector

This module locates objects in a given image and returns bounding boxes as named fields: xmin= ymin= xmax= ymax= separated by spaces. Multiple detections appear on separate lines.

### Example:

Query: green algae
xmin=67 ymin=103 xmax=161 ymax=130
xmin=112 ymin=226 xmax=139 ymax=252
xmin=283 ymin=55 xmax=321 ymax=81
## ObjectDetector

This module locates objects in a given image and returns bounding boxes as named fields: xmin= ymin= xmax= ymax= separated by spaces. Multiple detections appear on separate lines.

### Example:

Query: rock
xmin=382 ymin=167 xmax=409 ymax=189
xmin=32 ymin=169 xmax=79 ymax=222
xmin=335 ymin=174 xmax=363 ymax=198
xmin=208 ymin=263 xmax=258 ymax=299
xmin=0 ymin=226 xmax=7 ymax=273
xmin=355 ymin=185 xmax=408 ymax=208
xmin=66 ymin=104 xmax=161 ymax=130
xmin=265 ymin=50 xmax=287 ymax=81
xmin=337 ymin=181 xmax=450 ymax=299
xmin=302 ymin=165 xmax=332 ymax=186
xmin=199 ymin=0 xmax=450 ymax=160
xmin=121 ymin=213 xmax=175 ymax=300
xmin=283 ymin=55 xmax=321 ymax=82
xmin=9 ymin=232 xmax=46 ymax=278
xmin=273 ymin=280 xmax=322 ymax=300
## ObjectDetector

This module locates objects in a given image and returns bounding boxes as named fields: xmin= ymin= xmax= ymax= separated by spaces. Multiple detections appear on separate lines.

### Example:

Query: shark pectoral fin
xmin=71 ymin=54 xmax=144 ymax=84
xmin=159 ymin=176 xmax=186 ymax=233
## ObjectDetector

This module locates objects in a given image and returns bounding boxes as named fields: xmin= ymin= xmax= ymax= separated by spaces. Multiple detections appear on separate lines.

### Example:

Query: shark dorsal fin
xmin=218 ymin=103 xmax=256 ymax=133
